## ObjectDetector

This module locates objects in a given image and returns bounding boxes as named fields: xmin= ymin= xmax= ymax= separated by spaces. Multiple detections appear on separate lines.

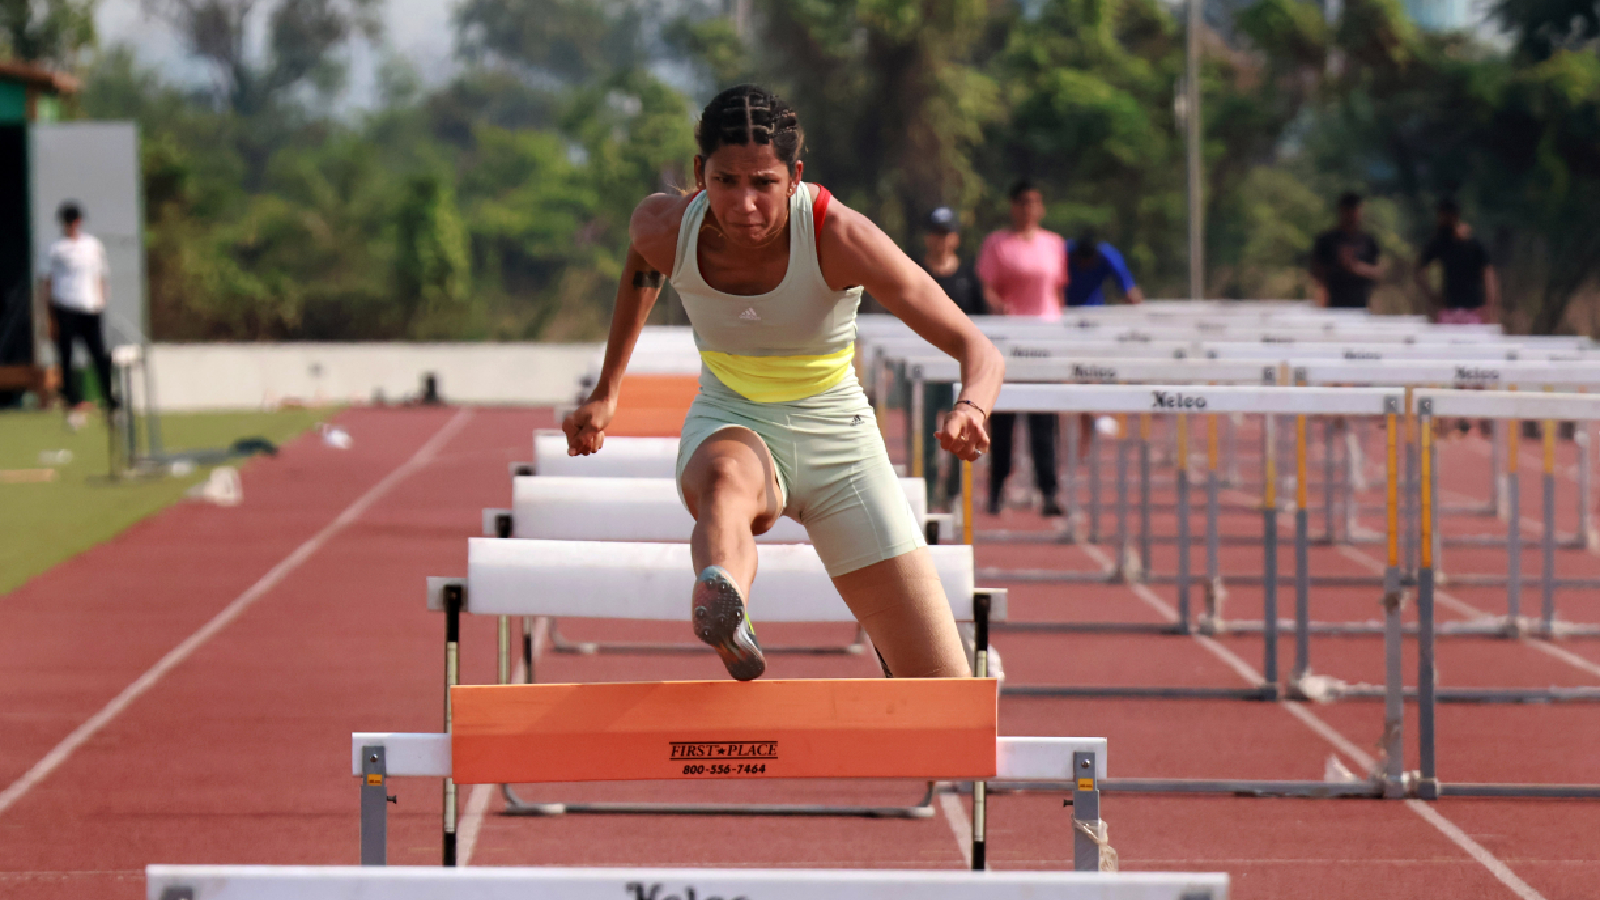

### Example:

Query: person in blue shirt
xmin=1064 ymin=230 xmax=1144 ymax=307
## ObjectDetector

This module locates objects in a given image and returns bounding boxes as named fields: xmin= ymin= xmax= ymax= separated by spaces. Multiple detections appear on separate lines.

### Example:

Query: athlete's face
xmin=696 ymin=144 xmax=803 ymax=249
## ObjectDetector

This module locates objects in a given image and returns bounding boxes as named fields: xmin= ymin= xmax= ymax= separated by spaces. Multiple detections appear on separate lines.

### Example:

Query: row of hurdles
xmin=147 ymin=400 xmax=1232 ymax=898
xmin=536 ymin=313 xmax=1600 ymax=803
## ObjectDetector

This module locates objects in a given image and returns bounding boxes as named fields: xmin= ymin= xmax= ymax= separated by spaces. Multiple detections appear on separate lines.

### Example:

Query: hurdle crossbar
xmin=354 ymin=678 xmax=1110 ymax=872
xmin=147 ymin=865 xmax=1228 ymax=899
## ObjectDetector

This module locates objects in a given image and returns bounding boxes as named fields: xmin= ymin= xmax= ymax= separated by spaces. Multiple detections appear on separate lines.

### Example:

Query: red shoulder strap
xmin=811 ymin=185 xmax=832 ymax=244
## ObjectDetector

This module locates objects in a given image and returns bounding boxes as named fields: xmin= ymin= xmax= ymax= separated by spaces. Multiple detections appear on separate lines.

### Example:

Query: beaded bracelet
xmin=955 ymin=399 xmax=988 ymax=422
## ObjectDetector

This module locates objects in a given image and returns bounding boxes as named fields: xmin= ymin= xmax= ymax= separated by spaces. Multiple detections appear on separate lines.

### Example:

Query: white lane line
xmin=0 ymin=408 xmax=474 ymax=818
xmin=1337 ymin=543 xmax=1600 ymax=683
xmin=938 ymin=792 xmax=973 ymax=869
xmin=1066 ymin=541 xmax=1550 ymax=900
xmin=1406 ymin=801 xmax=1548 ymax=900
xmin=455 ymin=782 xmax=496 ymax=867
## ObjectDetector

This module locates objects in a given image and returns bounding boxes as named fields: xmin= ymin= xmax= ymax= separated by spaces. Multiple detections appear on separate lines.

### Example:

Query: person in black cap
xmin=918 ymin=206 xmax=986 ymax=507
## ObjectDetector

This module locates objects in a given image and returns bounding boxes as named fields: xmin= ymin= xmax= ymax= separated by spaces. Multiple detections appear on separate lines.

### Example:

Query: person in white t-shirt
xmin=41 ymin=201 xmax=117 ymax=422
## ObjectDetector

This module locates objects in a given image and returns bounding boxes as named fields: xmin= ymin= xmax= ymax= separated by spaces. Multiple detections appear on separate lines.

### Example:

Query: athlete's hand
xmin=937 ymin=405 xmax=990 ymax=462
xmin=563 ymin=396 xmax=617 ymax=456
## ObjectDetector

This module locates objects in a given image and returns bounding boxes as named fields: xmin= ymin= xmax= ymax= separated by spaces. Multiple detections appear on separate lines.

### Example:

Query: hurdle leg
xmin=1225 ymin=411 xmax=1239 ymax=486
xmin=360 ymin=745 xmax=390 ymax=865
xmin=1138 ymin=414 xmax=1153 ymax=578
xmin=1579 ymin=421 xmax=1595 ymax=549
xmin=1261 ymin=413 xmax=1280 ymax=697
xmin=1293 ymin=414 xmax=1311 ymax=683
xmin=1416 ymin=400 xmax=1439 ymax=801
xmin=1204 ymin=416 xmax=1224 ymax=626
xmin=1115 ymin=418 xmax=1136 ymax=580
xmin=1065 ymin=413 xmax=1080 ymax=538
xmin=1071 ymin=751 xmax=1104 ymax=872
xmin=522 ymin=617 xmax=536 ymax=683
xmin=1542 ymin=417 xmax=1558 ymax=636
xmin=1400 ymin=389 xmax=1416 ymax=579
xmin=1494 ymin=419 xmax=1509 ymax=521
xmin=1381 ymin=402 xmax=1406 ymax=798
xmin=1176 ymin=414 xmax=1191 ymax=633
xmin=1342 ymin=419 xmax=1360 ymax=543
xmin=1089 ymin=425 xmax=1102 ymax=543
xmin=1506 ymin=433 xmax=1523 ymax=635
xmin=443 ymin=584 xmax=462 ymax=866
xmin=1322 ymin=418 xmax=1336 ymax=543
xmin=970 ymin=592 xmax=991 ymax=871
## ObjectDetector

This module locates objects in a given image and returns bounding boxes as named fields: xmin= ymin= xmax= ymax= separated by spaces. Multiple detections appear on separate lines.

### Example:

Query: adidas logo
xmin=739 ymin=307 xmax=761 ymax=322
xmin=851 ymin=414 xmax=864 ymax=425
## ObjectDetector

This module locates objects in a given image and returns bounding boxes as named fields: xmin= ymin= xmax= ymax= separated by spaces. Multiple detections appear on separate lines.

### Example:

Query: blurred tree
xmin=983 ymin=0 xmax=1185 ymax=288
xmin=453 ymin=0 xmax=644 ymax=84
xmin=0 ymin=0 xmax=96 ymax=65
xmin=142 ymin=0 xmax=381 ymax=115
xmin=1492 ymin=0 xmax=1600 ymax=61
xmin=395 ymin=170 xmax=474 ymax=339
xmin=715 ymin=0 xmax=999 ymax=246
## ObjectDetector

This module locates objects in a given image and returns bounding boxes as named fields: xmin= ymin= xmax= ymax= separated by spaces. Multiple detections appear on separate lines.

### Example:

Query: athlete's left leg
xmin=832 ymin=548 xmax=970 ymax=678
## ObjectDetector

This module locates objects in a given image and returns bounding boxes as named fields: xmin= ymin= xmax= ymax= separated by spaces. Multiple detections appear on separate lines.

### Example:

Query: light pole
xmin=1185 ymin=0 xmax=1205 ymax=302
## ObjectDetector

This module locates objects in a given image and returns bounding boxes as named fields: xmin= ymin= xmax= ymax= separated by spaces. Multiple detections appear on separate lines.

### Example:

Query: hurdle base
xmin=499 ymin=782 xmax=937 ymax=820
xmin=1099 ymin=778 xmax=1383 ymax=799
xmin=1002 ymin=684 xmax=1279 ymax=701
xmin=1436 ymin=782 xmax=1600 ymax=799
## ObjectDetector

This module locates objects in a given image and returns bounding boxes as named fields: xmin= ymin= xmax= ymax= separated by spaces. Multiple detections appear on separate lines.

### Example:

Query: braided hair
xmin=695 ymin=85 xmax=805 ymax=174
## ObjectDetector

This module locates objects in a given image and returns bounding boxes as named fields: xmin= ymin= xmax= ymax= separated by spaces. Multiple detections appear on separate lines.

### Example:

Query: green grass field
xmin=0 ymin=407 xmax=334 ymax=595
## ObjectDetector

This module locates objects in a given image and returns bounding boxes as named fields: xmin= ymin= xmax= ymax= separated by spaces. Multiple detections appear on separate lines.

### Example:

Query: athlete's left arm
xmin=818 ymin=202 xmax=1004 ymax=462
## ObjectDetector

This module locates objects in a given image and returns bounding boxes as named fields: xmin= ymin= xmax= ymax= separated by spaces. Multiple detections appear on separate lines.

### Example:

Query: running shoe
xmin=692 ymin=566 xmax=766 ymax=681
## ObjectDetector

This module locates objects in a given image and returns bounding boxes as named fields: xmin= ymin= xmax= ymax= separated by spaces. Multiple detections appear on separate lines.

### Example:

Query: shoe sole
xmin=692 ymin=571 xmax=766 ymax=682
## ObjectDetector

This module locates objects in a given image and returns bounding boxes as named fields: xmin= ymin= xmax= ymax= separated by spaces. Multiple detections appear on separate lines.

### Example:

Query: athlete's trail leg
xmin=833 ymin=548 xmax=971 ymax=678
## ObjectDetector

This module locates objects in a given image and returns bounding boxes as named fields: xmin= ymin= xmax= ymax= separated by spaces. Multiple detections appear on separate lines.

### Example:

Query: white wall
xmin=135 ymin=343 xmax=606 ymax=410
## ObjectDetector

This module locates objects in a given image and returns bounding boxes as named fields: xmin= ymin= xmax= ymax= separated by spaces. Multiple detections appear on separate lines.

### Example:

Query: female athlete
xmin=563 ymin=84 xmax=1004 ymax=681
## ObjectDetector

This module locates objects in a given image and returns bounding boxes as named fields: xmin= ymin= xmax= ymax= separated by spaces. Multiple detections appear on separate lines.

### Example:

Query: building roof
xmin=0 ymin=60 xmax=80 ymax=96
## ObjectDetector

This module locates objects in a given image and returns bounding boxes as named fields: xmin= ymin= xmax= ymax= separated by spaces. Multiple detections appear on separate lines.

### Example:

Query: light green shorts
xmin=676 ymin=369 xmax=926 ymax=577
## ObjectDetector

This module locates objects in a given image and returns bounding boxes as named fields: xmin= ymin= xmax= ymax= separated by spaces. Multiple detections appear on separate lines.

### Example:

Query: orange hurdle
xmin=604 ymin=373 xmax=702 ymax=436
xmin=450 ymin=678 xmax=998 ymax=785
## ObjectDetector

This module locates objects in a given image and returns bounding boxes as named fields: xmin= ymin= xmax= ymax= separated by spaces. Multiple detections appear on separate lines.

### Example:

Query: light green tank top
xmin=670 ymin=183 xmax=863 ymax=403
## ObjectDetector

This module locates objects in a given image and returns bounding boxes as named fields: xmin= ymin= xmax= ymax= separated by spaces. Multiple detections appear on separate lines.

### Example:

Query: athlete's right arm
xmin=562 ymin=194 xmax=684 ymax=456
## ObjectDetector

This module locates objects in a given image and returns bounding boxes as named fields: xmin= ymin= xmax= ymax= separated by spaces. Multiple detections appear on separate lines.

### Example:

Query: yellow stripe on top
xmin=700 ymin=343 xmax=856 ymax=403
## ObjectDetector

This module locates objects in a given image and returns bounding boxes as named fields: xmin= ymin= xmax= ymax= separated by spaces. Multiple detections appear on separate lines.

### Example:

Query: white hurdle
xmin=526 ymin=431 xmax=680 ymax=478
xmin=428 ymin=538 xmax=1012 ymax=825
xmin=147 ymin=865 xmax=1227 ymax=899
xmin=986 ymin=384 xmax=1403 ymax=717
xmin=487 ymin=474 xmax=945 ymax=545
xmin=481 ymin=473 xmax=952 ymax=658
xmin=1405 ymin=389 xmax=1600 ymax=801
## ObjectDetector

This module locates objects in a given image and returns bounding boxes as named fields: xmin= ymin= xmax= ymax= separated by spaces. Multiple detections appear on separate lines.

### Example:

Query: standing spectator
xmin=41 ymin=201 xmax=116 ymax=429
xmin=977 ymin=180 xmax=1066 ymax=517
xmin=919 ymin=206 xmax=985 ymax=506
xmin=1416 ymin=198 xmax=1499 ymax=325
xmin=1065 ymin=229 xmax=1145 ymax=307
xmin=1310 ymin=193 xmax=1382 ymax=310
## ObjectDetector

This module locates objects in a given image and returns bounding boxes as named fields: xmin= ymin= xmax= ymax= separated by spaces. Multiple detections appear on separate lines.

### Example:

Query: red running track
xmin=0 ymin=406 xmax=1596 ymax=899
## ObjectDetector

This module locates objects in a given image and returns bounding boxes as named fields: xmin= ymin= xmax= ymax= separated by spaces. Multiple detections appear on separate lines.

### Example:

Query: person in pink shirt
xmin=976 ymin=180 xmax=1066 ymax=516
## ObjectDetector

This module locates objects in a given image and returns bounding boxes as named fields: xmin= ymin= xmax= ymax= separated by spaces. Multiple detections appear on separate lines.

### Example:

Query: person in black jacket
xmin=919 ymin=206 xmax=985 ymax=507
